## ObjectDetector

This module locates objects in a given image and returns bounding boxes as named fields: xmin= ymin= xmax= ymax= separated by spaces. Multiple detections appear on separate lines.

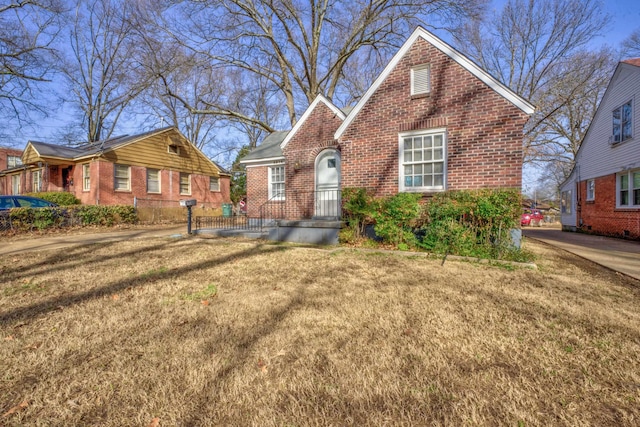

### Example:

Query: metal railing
xmin=194 ymin=189 xmax=342 ymax=232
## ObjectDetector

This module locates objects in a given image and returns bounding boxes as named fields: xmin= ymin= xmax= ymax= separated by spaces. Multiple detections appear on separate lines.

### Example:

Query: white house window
xmin=399 ymin=130 xmax=446 ymax=192
xmin=179 ymin=172 xmax=190 ymax=195
xmin=11 ymin=175 xmax=20 ymax=194
xmin=613 ymin=101 xmax=632 ymax=143
xmin=586 ymin=179 xmax=595 ymax=201
xmin=7 ymin=155 xmax=22 ymax=168
xmin=617 ymin=170 xmax=640 ymax=207
xmin=114 ymin=164 xmax=130 ymax=191
xmin=32 ymin=170 xmax=42 ymax=192
xmin=147 ymin=168 xmax=160 ymax=193
xmin=209 ymin=176 xmax=220 ymax=191
xmin=269 ymin=165 xmax=285 ymax=200
xmin=168 ymin=145 xmax=180 ymax=155
xmin=411 ymin=64 xmax=431 ymax=95
xmin=82 ymin=163 xmax=90 ymax=191
xmin=561 ymin=190 xmax=572 ymax=214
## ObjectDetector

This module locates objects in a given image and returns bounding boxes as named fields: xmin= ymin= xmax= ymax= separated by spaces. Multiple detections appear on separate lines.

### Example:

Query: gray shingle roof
xmin=242 ymin=130 xmax=289 ymax=162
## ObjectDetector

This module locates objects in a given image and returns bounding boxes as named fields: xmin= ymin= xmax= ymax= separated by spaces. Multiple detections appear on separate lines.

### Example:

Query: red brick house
xmin=0 ymin=127 xmax=231 ymax=207
xmin=560 ymin=59 xmax=640 ymax=239
xmin=241 ymin=27 xmax=534 ymax=220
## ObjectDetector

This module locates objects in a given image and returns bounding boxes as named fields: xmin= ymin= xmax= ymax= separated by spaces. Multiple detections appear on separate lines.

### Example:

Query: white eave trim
xmin=335 ymin=26 xmax=535 ymax=140
xmin=280 ymin=94 xmax=345 ymax=149
xmin=241 ymin=156 xmax=286 ymax=167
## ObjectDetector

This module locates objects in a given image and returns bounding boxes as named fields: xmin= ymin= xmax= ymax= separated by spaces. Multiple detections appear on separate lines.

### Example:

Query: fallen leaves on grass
xmin=148 ymin=417 xmax=160 ymax=427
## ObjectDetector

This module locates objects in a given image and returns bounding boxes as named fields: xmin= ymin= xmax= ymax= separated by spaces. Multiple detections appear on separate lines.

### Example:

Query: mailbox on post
xmin=180 ymin=199 xmax=197 ymax=234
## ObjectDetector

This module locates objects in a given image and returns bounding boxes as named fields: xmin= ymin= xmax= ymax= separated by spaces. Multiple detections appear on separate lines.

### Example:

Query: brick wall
xmin=339 ymin=38 xmax=529 ymax=196
xmin=578 ymin=174 xmax=640 ymax=239
xmin=246 ymin=165 xmax=271 ymax=217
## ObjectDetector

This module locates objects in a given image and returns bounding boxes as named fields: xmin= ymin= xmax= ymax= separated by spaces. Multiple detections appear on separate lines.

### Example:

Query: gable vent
xmin=411 ymin=65 xmax=431 ymax=95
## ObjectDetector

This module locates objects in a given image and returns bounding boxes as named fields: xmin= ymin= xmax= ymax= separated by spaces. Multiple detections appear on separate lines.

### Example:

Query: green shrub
xmin=70 ymin=205 xmax=137 ymax=226
xmin=341 ymin=187 xmax=375 ymax=237
xmin=372 ymin=192 xmax=422 ymax=247
xmin=26 ymin=192 xmax=80 ymax=206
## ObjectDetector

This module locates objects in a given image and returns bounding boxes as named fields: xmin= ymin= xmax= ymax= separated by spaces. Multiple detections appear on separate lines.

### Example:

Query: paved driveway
xmin=523 ymin=227 xmax=640 ymax=280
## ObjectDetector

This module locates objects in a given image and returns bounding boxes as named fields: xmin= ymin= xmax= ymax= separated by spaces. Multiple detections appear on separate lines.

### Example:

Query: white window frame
xmin=11 ymin=174 xmax=20 ymax=194
xmin=147 ymin=168 xmax=161 ymax=193
xmin=179 ymin=172 xmax=191 ymax=195
xmin=411 ymin=64 xmax=431 ymax=96
xmin=82 ymin=163 xmax=91 ymax=191
xmin=561 ymin=190 xmax=572 ymax=214
xmin=398 ymin=128 xmax=447 ymax=193
xmin=209 ymin=176 xmax=220 ymax=192
xmin=114 ymin=164 xmax=131 ymax=191
xmin=32 ymin=170 xmax=42 ymax=192
xmin=7 ymin=155 xmax=22 ymax=168
xmin=268 ymin=165 xmax=285 ymax=200
xmin=586 ymin=179 xmax=595 ymax=201
xmin=617 ymin=169 xmax=640 ymax=208
xmin=168 ymin=145 xmax=180 ymax=155
xmin=613 ymin=100 xmax=633 ymax=144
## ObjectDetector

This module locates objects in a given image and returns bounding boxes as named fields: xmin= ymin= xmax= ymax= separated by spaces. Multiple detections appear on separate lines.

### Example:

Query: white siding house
xmin=560 ymin=58 xmax=640 ymax=239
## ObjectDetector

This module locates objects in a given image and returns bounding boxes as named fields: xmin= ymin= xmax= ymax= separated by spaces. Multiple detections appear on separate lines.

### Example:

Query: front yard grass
xmin=1 ymin=236 xmax=639 ymax=426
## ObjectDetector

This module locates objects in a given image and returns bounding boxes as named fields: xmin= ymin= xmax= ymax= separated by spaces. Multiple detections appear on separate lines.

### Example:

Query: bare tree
xmin=454 ymin=0 xmax=612 ymax=172
xmin=152 ymin=0 xmax=487 ymax=130
xmin=622 ymin=28 xmax=640 ymax=58
xmin=0 ymin=0 xmax=64 ymax=126
xmin=60 ymin=0 xmax=151 ymax=143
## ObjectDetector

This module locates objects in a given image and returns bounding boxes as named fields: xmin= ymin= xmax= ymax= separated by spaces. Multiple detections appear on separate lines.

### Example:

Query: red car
xmin=521 ymin=209 xmax=544 ymax=226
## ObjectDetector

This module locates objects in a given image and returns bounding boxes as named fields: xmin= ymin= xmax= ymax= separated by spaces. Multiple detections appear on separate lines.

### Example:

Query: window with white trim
xmin=613 ymin=100 xmax=632 ymax=143
xmin=561 ymin=190 xmax=572 ymax=214
xmin=147 ymin=168 xmax=160 ymax=193
xmin=114 ymin=164 xmax=130 ymax=191
xmin=32 ymin=170 xmax=42 ymax=192
xmin=11 ymin=175 xmax=20 ymax=194
xmin=268 ymin=165 xmax=285 ymax=200
xmin=168 ymin=145 xmax=180 ymax=155
xmin=179 ymin=172 xmax=190 ymax=195
xmin=411 ymin=64 xmax=431 ymax=95
xmin=7 ymin=155 xmax=22 ymax=168
xmin=209 ymin=176 xmax=220 ymax=191
xmin=586 ymin=179 xmax=595 ymax=201
xmin=82 ymin=163 xmax=90 ymax=191
xmin=399 ymin=130 xmax=446 ymax=192
xmin=618 ymin=170 xmax=640 ymax=207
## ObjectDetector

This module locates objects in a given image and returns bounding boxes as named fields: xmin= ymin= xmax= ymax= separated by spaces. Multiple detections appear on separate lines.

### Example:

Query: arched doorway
xmin=314 ymin=149 xmax=341 ymax=218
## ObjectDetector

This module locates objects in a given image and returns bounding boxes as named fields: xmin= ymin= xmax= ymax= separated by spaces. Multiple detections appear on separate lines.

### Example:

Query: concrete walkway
xmin=0 ymin=225 xmax=187 ymax=256
xmin=523 ymin=227 xmax=640 ymax=280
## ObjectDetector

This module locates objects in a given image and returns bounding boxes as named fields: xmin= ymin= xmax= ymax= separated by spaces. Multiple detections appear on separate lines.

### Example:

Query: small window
xmin=82 ymin=163 xmax=90 ymax=191
xmin=209 ymin=176 xmax=220 ymax=192
xmin=32 ymin=170 xmax=42 ymax=192
xmin=327 ymin=158 xmax=336 ymax=168
xmin=11 ymin=175 xmax=20 ymax=194
xmin=147 ymin=168 xmax=160 ymax=193
xmin=168 ymin=145 xmax=180 ymax=155
xmin=586 ymin=179 xmax=595 ymax=201
xmin=561 ymin=190 xmax=572 ymax=214
xmin=7 ymin=155 xmax=22 ymax=168
xmin=179 ymin=172 xmax=190 ymax=195
xmin=619 ymin=170 xmax=640 ymax=207
xmin=399 ymin=130 xmax=446 ymax=192
xmin=114 ymin=164 xmax=130 ymax=191
xmin=269 ymin=166 xmax=285 ymax=200
xmin=613 ymin=101 xmax=632 ymax=143
xmin=411 ymin=64 xmax=431 ymax=95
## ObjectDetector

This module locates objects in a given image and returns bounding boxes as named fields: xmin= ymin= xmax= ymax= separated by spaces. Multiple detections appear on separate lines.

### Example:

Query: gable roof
xmin=335 ymin=26 xmax=535 ymax=139
xmin=280 ymin=94 xmax=345 ymax=149
xmin=241 ymin=131 xmax=288 ymax=164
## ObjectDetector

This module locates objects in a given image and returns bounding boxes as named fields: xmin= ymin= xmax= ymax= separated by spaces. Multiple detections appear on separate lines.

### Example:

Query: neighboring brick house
xmin=0 ymin=147 xmax=23 ymax=194
xmin=0 ymin=127 xmax=231 ymax=207
xmin=560 ymin=58 xmax=640 ymax=239
xmin=241 ymin=26 xmax=534 ymax=219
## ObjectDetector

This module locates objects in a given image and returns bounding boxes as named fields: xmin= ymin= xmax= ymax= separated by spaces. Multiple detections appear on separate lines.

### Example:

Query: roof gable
xmin=335 ymin=26 xmax=535 ymax=139
xmin=281 ymin=94 xmax=345 ymax=149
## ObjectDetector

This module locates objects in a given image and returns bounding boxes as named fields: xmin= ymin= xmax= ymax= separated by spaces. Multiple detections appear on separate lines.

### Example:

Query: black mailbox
xmin=180 ymin=199 xmax=197 ymax=207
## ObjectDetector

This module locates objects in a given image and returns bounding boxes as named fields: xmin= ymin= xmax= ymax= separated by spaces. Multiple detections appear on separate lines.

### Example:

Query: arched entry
xmin=314 ymin=149 xmax=341 ymax=218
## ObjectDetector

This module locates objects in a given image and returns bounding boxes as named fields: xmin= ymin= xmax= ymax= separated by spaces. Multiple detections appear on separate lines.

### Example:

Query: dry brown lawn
xmin=1 ymin=235 xmax=639 ymax=426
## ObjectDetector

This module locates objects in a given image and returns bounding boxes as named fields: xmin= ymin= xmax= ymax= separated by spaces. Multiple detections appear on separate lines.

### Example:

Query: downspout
xmin=96 ymin=159 xmax=100 ymax=205
xmin=576 ymin=165 xmax=582 ymax=227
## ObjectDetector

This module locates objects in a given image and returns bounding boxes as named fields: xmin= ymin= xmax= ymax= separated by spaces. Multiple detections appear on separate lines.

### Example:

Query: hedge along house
xmin=0 ymin=127 xmax=231 ymax=209
xmin=560 ymin=59 xmax=640 ymax=240
xmin=241 ymin=26 xmax=534 ymax=237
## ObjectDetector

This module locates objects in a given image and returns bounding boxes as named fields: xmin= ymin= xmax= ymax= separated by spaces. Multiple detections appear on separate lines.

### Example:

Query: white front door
xmin=315 ymin=149 xmax=341 ymax=218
